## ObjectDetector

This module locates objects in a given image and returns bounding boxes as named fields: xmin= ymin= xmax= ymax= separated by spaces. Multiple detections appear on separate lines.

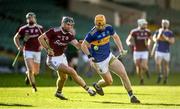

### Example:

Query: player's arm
xmin=162 ymin=34 xmax=175 ymax=44
xmin=13 ymin=33 xmax=23 ymax=51
xmin=147 ymin=35 xmax=153 ymax=50
xmin=126 ymin=33 xmax=134 ymax=46
xmin=153 ymin=29 xmax=164 ymax=42
xmin=152 ymin=32 xmax=158 ymax=42
xmin=112 ymin=33 xmax=125 ymax=52
xmin=38 ymin=33 xmax=54 ymax=56
xmin=81 ymin=40 xmax=91 ymax=57
xmin=70 ymin=39 xmax=81 ymax=49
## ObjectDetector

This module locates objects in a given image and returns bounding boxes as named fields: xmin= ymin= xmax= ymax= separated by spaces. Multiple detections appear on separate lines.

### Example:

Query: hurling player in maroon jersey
xmin=13 ymin=12 xmax=43 ymax=92
xmin=126 ymin=19 xmax=153 ymax=85
xmin=38 ymin=16 xmax=96 ymax=100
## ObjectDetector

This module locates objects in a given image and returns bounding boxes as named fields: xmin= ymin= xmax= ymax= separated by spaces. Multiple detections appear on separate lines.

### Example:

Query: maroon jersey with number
xmin=130 ymin=28 xmax=151 ymax=51
xmin=45 ymin=27 xmax=75 ymax=56
xmin=18 ymin=24 xmax=43 ymax=52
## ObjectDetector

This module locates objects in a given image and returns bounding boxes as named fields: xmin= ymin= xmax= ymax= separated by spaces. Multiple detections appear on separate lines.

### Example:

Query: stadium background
xmin=0 ymin=0 xmax=180 ymax=76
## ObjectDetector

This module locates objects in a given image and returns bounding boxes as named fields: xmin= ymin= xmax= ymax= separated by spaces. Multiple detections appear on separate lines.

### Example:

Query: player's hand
xmin=88 ymin=57 xmax=95 ymax=67
xmin=156 ymin=28 xmax=164 ymax=41
xmin=78 ymin=40 xmax=83 ymax=45
xmin=120 ymin=50 xmax=128 ymax=57
xmin=47 ymin=48 xmax=54 ymax=56
xmin=39 ymin=46 xmax=43 ymax=51
xmin=117 ymin=50 xmax=128 ymax=59
xmin=161 ymin=34 xmax=169 ymax=41
xmin=150 ymin=51 xmax=154 ymax=57
xmin=18 ymin=46 xmax=23 ymax=51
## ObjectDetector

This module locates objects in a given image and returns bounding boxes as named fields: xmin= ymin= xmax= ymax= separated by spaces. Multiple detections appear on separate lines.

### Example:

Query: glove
xmin=118 ymin=50 xmax=128 ymax=58
xmin=47 ymin=48 xmax=54 ymax=56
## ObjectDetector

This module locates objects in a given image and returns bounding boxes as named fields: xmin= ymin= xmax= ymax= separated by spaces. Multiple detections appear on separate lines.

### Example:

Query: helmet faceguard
xmin=26 ymin=12 xmax=36 ymax=25
xmin=61 ymin=16 xmax=75 ymax=25
xmin=94 ymin=14 xmax=106 ymax=30
xmin=162 ymin=19 xmax=170 ymax=29
xmin=61 ymin=16 xmax=75 ymax=32
xmin=137 ymin=19 xmax=148 ymax=29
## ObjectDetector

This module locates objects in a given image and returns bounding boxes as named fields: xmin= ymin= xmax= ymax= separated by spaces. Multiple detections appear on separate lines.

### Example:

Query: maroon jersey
xmin=45 ymin=27 xmax=75 ymax=56
xmin=18 ymin=24 xmax=43 ymax=52
xmin=130 ymin=28 xmax=151 ymax=51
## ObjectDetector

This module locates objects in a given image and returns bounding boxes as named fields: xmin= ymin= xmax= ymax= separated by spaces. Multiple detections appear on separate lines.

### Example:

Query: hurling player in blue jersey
xmin=153 ymin=19 xmax=175 ymax=84
xmin=81 ymin=14 xmax=140 ymax=103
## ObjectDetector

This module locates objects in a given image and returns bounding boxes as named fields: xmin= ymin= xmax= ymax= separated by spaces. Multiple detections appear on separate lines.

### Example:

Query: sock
xmin=25 ymin=71 xmax=28 ymax=75
xmin=159 ymin=72 xmax=163 ymax=78
xmin=56 ymin=90 xmax=62 ymax=94
xmin=128 ymin=90 xmax=134 ymax=98
xmin=164 ymin=76 xmax=168 ymax=80
xmin=95 ymin=83 xmax=101 ymax=89
xmin=83 ymin=85 xmax=89 ymax=91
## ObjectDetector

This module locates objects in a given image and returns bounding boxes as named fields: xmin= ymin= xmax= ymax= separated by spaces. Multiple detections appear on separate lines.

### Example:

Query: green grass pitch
xmin=0 ymin=73 xmax=180 ymax=109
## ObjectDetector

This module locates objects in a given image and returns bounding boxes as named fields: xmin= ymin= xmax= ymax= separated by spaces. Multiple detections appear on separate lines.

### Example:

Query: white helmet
xmin=161 ymin=19 xmax=170 ymax=27
xmin=137 ymin=19 xmax=147 ymax=27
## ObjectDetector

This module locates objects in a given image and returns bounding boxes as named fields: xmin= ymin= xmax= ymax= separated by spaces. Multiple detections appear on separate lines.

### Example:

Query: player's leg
xmin=32 ymin=52 xmax=41 ymax=75
xmin=163 ymin=61 xmax=169 ymax=84
xmin=155 ymin=52 xmax=163 ymax=84
xmin=135 ymin=59 xmax=144 ymax=84
xmin=55 ymin=71 xmax=68 ymax=100
xmin=141 ymin=59 xmax=150 ymax=79
xmin=140 ymin=51 xmax=150 ymax=79
xmin=56 ymin=71 xmax=68 ymax=92
xmin=110 ymin=59 xmax=132 ymax=91
xmin=97 ymin=72 xmax=113 ymax=87
xmin=33 ymin=62 xmax=40 ymax=75
xmin=24 ymin=58 xmax=37 ymax=92
xmin=162 ymin=53 xmax=170 ymax=84
xmin=58 ymin=64 xmax=96 ymax=96
xmin=92 ymin=54 xmax=114 ymax=95
xmin=92 ymin=72 xmax=113 ymax=96
xmin=134 ymin=52 xmax=144 ymax=84
xmin=109 ymin=58 xmax=140 ymax=103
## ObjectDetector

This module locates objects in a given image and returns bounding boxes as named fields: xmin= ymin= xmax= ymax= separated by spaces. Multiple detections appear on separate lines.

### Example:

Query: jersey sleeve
xmin=108 ymin=25 xmax=116 ymax=36
xmin=17 ymin=27 xmax=25 ymax=36
xmin=85 ymin=33 xmax=93 ymax=43
xmin=70 ymin=34 xmax=75 ymax=42
xmin=45 ymin=28 xmax=54 ymax=40
xmin=130 ymin=30 xmax=136 ymax=37
xmin=168 ymin=31 xmax=174 ymax=38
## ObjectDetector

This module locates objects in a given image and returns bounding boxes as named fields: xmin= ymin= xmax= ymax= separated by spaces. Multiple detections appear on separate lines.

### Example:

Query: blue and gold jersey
xmin=154 ymin=29 xmax=174 ymax=53
xmin=85 ymin=24 xmax=116 ymax=62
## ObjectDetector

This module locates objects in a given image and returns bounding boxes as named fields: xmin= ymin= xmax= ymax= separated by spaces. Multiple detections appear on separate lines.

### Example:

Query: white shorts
xmin=46 ymin=54 xmax=68 ymax=71
xmin=95 ymin=53 xmax=114 ymax=74
xmin=155 ymin=51 xmax=170 ymax=62
xmin=23 ymin=50 xmax=41 ymax=63
xmin=133 ymin=51 xmax=149 ymax=61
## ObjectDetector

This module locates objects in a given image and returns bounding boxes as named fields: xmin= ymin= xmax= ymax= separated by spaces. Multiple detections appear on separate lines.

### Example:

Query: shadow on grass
xmin=100 ymin=101 xmax=180 ymax=106
xmin=71 ymin=99 xmax=180 ymax=107
xmin=70 ymin=91 xmax=154 ymax=96
xmin=0 ymin=102 xmax=33 ymax=107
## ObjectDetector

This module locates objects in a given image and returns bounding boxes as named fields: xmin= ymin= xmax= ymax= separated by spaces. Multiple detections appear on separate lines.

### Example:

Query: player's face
xmin=96 ymin=25 xmax=105 ymax=31
xmin=162 ymin=22 xmax=169 ymax=29
xmin=63 ymin=23 xmax=74 ymax=32
xmin=27 ymin=16 xmax=36 ymax=25
xmin=141 ymin=23 xmax=147 ymax=29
